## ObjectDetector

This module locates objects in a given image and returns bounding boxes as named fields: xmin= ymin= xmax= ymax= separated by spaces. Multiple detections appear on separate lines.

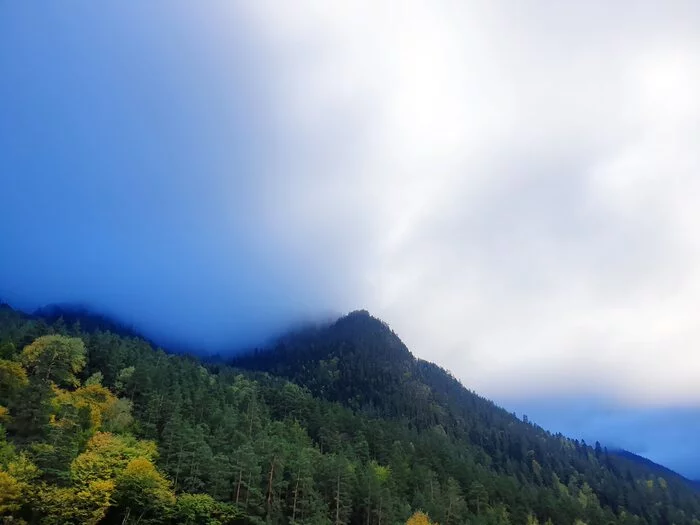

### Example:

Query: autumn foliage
xmin=406 ymin=510 xmax=438 ymax=525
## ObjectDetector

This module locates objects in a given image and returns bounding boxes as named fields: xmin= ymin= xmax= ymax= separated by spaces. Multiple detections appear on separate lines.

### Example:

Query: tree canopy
xmin=0 ymin=304 xmax=699 ymax=524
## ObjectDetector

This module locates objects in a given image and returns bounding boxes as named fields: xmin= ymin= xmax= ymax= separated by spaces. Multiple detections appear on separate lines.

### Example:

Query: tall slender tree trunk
xmin=235 ymin=468 xmax=243 ymax=504
xmin=335 ymin=472 xmax=342 ymax=525
xmin=248 ymin=396 xmax=255 ymax=437
xmin=366 ymin=477 xmax=371 ymax=525
xmin=174 ymin=442 xmax=184 ymax=490
xmin=146 ymin=394 xmax=161 ymax=428
xmin=135 ymin=510 xmax=147 ymax=525
xmin=44 ymin=348 xmax=58 ymax=382
xmin=292 ymin=476 xmax=300 ymax=522
xmin=189 ymin=450 xmax=199 ymax=479
xmin=267 ymin=457 xmax=276 ymax=515
xmin=245 ymin=471 xmax=253 ymax=509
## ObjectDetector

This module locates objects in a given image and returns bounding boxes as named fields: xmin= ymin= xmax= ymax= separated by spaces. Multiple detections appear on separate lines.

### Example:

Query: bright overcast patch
xmin=206 ymin=2 xmax=700 ymax=404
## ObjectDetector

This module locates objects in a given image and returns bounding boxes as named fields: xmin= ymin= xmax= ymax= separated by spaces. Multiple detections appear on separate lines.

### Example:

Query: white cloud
xmin=203 ymin=1 xmax=700 ymax=405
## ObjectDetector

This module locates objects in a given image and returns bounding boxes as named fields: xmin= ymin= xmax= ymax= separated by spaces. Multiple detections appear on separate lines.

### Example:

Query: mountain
xmin=235 ymin=311 xmax=700 ymax=506
xmin=234 ymin=310 xmax=420 ymax=414
xmin=612 ymin=449 xmax=700 ymax=490
xmin=32 ymin=303 xmax=143 ymax=339
xmin=1 ymin=304 xmax=699 ymax=524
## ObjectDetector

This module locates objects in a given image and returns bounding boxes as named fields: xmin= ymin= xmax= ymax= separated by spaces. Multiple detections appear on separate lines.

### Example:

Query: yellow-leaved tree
xmin=71 ymin=431 xmax=157 ymax=486
xmin=52 ymin=382 xmax=120 ymax=433
xmin=35 ymin=479 xmax=114 ymax=525
xmin=114 ymin=457 xmax=176 ymax=523
xmin=28 ymin=431 xmax=169 ymax=524
xmin=0 ymin=454 xmax=40 ymax=515
xmin=0 ymin=470 xmax=22 ymax=514
xmin=21 ymin=335 xmax=86 ymax=387
xmin=0 ymin=358 xmax=28 ymax=401
xmin=406 ymin=510 xmax=438 ymax=525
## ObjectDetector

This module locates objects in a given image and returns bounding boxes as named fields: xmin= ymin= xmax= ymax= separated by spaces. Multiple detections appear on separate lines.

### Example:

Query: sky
xmin=1 ymin=2 xmax=700 ymax=476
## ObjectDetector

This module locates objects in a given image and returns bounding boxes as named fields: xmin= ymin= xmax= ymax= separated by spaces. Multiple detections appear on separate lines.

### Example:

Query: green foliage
xmin=175 ymin=493 xmax=240 ymax=524
xmin=85 ymin=371 xmax=104 ymax=386
xmin=21 ymin=335 xmax=86 ymax=387
xmin=0 ymin=358 xmax=28 ymax=401
xmin=114 ymin=457 xmax=176 ymax=523
xmin=175 ymin=493 xmax=218 ymax=523
xmin=101 ymin=396 xmax=134 ymax=433
xmin=0 ymin=306 xmax=699 ymax=525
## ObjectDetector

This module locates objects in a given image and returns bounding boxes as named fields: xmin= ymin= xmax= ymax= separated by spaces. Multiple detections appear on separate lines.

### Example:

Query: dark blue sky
xmin=2 ymin=2 xmax=700 ymax=478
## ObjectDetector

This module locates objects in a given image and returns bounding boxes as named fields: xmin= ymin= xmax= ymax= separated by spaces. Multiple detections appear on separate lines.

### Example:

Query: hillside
xmin=235 ymin=311 xmax=700 ymax=517
xmin=1 ymin=304 xmax=699 ymax=524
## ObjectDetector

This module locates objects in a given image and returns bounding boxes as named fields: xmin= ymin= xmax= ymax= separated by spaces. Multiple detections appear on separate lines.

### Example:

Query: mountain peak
xmin=334 ymin=309 xmax=386 ymax=329
xmin=330 ymin=310 xmax=412 ymax=358
xmin=345 ymin=309 xmax=372 ymax=317
xmin=233 ymin=309 xmax=415 ymax=409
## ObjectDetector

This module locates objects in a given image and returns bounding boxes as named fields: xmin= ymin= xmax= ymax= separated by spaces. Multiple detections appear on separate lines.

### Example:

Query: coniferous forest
xmin=1 ymin=304 xmax=699 ymax=525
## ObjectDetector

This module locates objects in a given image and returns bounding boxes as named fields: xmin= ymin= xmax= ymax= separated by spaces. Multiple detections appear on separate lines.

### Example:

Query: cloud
xmin=221 ymin=1 xmax=700 ymax=404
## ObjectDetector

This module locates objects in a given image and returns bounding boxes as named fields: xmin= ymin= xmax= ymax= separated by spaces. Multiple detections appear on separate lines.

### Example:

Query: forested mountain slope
xmin=235 ymin=310 xmax=700 ymax=523
xmin=1 ymin=304 xmax=699 ymax=524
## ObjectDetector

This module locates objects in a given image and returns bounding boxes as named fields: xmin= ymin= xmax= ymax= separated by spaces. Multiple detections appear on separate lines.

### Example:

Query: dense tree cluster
xmin=0 ymin=305 xmax=699 ymax=524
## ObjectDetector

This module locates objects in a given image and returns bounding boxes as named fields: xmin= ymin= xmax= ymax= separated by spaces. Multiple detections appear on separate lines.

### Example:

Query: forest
xmin=1 ymin=304 xmax=699 ymax=524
